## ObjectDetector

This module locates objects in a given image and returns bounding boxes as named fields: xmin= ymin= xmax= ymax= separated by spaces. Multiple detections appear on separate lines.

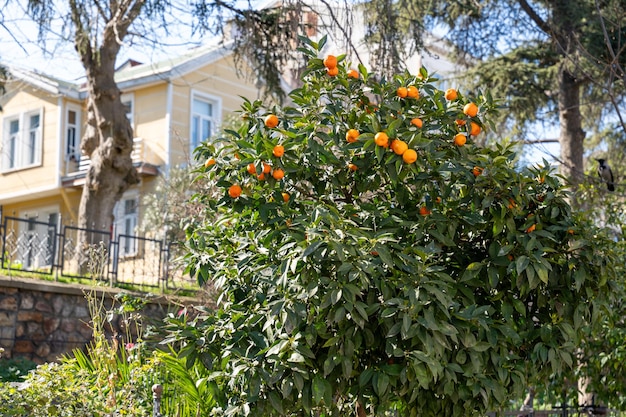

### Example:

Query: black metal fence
xmin=0 ymin=214 xmax=195 ymax=292
xmin=487 ymin=406 xmax=624 ymax=417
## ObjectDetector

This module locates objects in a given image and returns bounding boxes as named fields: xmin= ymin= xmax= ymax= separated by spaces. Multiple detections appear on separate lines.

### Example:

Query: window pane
xmin=28 ymin=131 xmax=37 ymax=164
xmin=68 ymin=110 xmax=76 ymax=125
xmin=191 ymin=116 xmax=200 ymax=148
xmin=7 ymin=119 xmax=19 ymax=169
xmin=193 ymin=99 xmax=211 ymax=116
xmin=27 ymin=114 xmax=40 ymax=165
xmin=8 ymin=136 xmax=16 ymax=168
xmin=30 ymin=114 xmax=40 ymax=129
xmin=122 ymin=100 xmax=133 ymax=127
xmin=202 ymin=120 xmax=211 ymax=143
xmin=9 ymin=120 xmax=19 ymax=134
xmin=67 ymin=127 xmax=76 ymax=155
xmin=124 ymin=199 xmax=137 ymax=215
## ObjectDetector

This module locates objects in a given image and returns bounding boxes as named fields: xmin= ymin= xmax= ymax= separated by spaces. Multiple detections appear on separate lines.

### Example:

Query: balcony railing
xmin=62 ymin=137 xmax=158 ymax=186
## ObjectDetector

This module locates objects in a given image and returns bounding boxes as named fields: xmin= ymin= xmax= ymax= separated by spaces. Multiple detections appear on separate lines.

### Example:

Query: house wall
xmin=0 ymin=86 xmax=60 ymax=199
xmin=131 ymin=83 xmax=168 ymax=167
xmin=0 ymin=50 xmax=262 ymax=240
xmin=169 ymin=54 xmax=259 ymax=167
xmin=1 ymin=190 xmax=81 ymax=226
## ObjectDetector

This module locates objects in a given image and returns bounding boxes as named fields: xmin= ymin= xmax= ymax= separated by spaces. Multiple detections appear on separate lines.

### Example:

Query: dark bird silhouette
xmin=596 ymin=158 xmax=615 ymax=191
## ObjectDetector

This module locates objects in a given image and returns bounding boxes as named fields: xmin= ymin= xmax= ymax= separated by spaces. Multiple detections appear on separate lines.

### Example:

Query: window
xmin=114 ymin=193 xmax=138 ymax=257
xmin=2 ymin=109 xmax=43 ymax=171
xmin=7 ymin=119 xmax=18 ymax=169
xmin=66 ymin=108 xmax=81 ymax=162
xmin=190 ymin=94 xmax=220 ymax=153
xmin=121 ymin=93 xmax=134 ymax=129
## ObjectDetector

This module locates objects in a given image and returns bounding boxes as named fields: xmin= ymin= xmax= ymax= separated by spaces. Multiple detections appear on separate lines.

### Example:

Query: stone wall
xmin=0 ymin=275 xmax=197 ymax=363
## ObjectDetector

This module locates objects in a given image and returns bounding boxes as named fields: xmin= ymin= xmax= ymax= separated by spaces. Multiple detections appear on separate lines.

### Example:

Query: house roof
xmin=1 ymin=39 xmax=234 ymax=99
xmin=114 ymin=39 xmax=234 ymax=90
xmin=3 ymin=65 xmax=82 ymax=100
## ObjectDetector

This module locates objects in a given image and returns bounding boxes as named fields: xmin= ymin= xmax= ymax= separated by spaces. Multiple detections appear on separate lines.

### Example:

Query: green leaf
xmin=359 ymin=367 xmax=375 ymax=387
xmin=302 ymin=241 xmax=324 ymax=259
xmin=516 ymin=255 xmax=529 ymax=275
xmin=312 ymin=375 xmax=325 ymax=405
xmin=535 ymin=262 xmax=549 ymax=284
xmin=268 ymin=391 xmax=284 ymax=413
xmin=376 ymin=372 xmax=390 ymax=396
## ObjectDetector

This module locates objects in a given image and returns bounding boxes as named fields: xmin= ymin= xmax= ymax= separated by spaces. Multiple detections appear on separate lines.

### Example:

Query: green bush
xmin=175 ymin=36 xmax=618 ymax=417
xmin=0 ymin=294 xmax=219 ymax=417
xmin=0 ymin=355 xmax=37 ymax=382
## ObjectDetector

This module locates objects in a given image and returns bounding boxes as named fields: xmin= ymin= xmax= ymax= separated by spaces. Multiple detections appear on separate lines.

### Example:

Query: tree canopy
xmin=423 ymin=0 xmax=626 ymax=189
xmin=172 ymin=38 xmax=618 ymax=417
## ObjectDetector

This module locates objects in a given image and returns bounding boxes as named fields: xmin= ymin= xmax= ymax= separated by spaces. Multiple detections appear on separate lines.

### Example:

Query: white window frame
xmin=114 ymin=190 xmax=139 ymax=257
xmin=189 ymin=91 xmax=221 ymax=155
xmin=2 ymin=108 xmax=44 ymax=172
xmin=65 ymin=105 xmax=82 ymax=162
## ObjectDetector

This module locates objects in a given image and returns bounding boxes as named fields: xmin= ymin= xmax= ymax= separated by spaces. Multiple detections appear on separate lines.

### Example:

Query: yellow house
xmin=0 ymin=42 xmax=260 ymax=281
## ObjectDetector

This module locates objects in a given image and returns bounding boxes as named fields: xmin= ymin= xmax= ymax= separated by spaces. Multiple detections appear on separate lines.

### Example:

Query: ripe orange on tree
xmin=263 ymin=162 xmax=272 ymax=174
xmin=456 ymin=119 xmax=466 ymax=126
xmin=391 ymin=139 xmax=408 ymax=155
xmin=445 ymin=88 xmax=458 ymax=100
xmin=374 ymin=132 xmax=389 ymax=148
xmin=346 ymin=129 xmax=360 ymax=143
xmin=273 ymin=145 xmax=285 ymax=157
xmin=526 ymin=224 xmax=536 ymax=233
xmin=282 ymin=192 xmax=290 ymax=203
xmin=348 ymin=163 xmax=358 ymax=171
xmin=470 ymin=122 xmax=481 ymax=136
xmin=419 ymin=206 xmax=431 ymax=216
xmin=472 ymin=166 xmax=483 ymax=177
xmin=454 ymin=133 xmax=467 ymax=147
xmin=397 ymin=86 xmax=408 ymax=98
xmin=403 ymin=149 xmax=418 ymax=164
xmin=272 ymin=168 xmax=285 ymax=180
xmin=247 ymin=163 xmax=257 ymax=175
xmin=410 ymin=118 xmax=423 ymax=128
xmin=228 ymin=184 xmax=242 ymax=198
xmin=463 ymin=102 xmax=479 ymax=117
xmin=407 ymin=85 xmax=419 ymax=99
xmin=264 ymin=114 xmax=279 ymax=128
xmin=327 ymin=66 xmax=339 ymax=77
xmin=205 ymin=158 xmax=216 ymax=168
xmin=323 ymin=54 xmax=338 ymax=69
xmin=347 ymin=69 xmax=359 ymax=79
xmin=507 ymin=198 xmax=517 ymax=209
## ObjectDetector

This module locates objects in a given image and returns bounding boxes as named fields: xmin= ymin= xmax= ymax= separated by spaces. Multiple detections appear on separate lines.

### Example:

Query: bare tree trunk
xmin=558 ymin=68 xmax=585 ymax=193
xmin=356 ymin=401 xmax=367 ymax=417
xmin=518 ymin=386 xmax=535 ymax=416
xmin=78 ymin=84 xmax=138 ymax=232
xmin=68 ymin=1 xmax=144 ymax=271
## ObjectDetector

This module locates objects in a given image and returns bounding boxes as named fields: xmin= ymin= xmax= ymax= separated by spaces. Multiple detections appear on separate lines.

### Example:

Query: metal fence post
xmin=152 ymin=383 xmax=162 ymax=417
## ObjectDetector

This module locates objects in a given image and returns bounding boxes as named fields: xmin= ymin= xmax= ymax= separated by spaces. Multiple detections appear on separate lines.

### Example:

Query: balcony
xmin=61 ymin=137 xmax=159 ymax=187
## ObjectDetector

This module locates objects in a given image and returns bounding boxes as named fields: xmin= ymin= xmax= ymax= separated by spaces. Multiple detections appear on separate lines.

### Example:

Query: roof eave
xmin=112 ymin=43 xmax=234 ymax=91
xmin=5 ymin=66 xmax=82 ymax=100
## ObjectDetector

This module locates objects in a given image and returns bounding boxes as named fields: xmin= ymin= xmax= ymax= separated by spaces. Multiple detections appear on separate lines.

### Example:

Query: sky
xmin=0 ymin=1 xmax=205 ymax=82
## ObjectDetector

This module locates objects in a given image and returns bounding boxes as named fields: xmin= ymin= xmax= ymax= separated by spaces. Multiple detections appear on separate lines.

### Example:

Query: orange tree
xmin=177 ymin=37 xmax=618 ymax=417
